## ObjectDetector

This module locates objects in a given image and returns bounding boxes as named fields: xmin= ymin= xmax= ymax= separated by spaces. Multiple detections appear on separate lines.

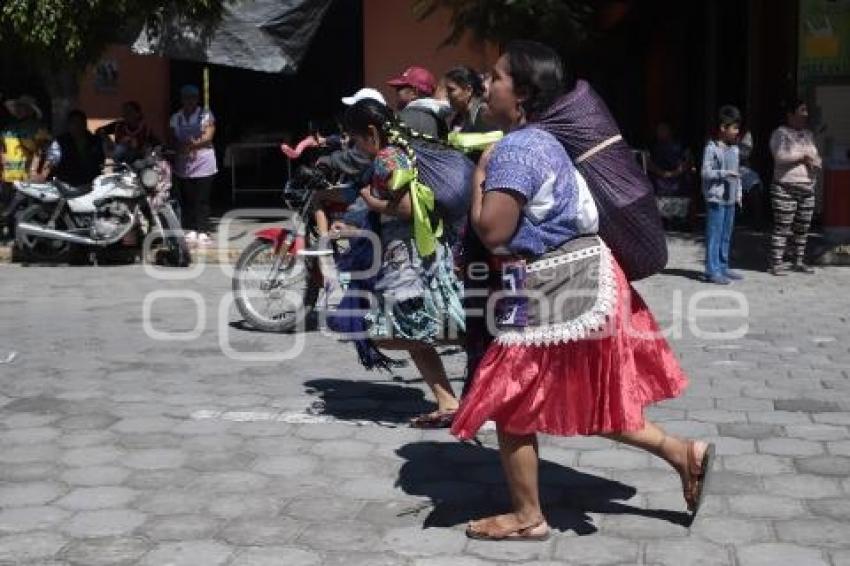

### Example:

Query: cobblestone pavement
xmin=1 ymin=233 xmax=849 ymax=565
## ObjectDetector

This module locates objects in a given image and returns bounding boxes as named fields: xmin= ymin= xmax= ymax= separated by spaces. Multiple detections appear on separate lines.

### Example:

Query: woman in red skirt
xmin=454 ymin=40 xmax=715 ymax=541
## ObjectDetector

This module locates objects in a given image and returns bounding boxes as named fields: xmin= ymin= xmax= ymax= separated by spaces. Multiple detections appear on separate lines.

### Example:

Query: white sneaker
xmin=185 ymin=231 xmax=198 ymax=242
xmin=197 ymin=233 xmax=213 ymax=248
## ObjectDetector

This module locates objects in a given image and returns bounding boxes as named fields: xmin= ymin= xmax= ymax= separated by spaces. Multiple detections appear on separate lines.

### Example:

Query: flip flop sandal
xmin=685 ymin=441 xmax=716 ymax=517
xmin=409 ymin=410 xmax=456 ymax=429
xmin=466 ymin=520 xmax=551 ymax=542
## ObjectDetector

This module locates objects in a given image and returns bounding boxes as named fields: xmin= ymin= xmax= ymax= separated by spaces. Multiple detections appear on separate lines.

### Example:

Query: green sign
xmin=799 ymin=0 xmax=850 ymax=83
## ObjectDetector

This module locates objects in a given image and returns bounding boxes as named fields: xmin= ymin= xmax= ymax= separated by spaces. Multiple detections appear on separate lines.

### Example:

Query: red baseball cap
xmin=387 ymin=66 xmax=437 ymax=96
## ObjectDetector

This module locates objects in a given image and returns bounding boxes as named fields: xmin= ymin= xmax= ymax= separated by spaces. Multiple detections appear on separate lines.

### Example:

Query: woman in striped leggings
xmin=768 ymin=100 xmax=821 ymax=275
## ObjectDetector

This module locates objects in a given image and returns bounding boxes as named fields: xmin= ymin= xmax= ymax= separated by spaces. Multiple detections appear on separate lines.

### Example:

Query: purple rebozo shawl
xmin=531 ymin=80 xmax=667 ymax=281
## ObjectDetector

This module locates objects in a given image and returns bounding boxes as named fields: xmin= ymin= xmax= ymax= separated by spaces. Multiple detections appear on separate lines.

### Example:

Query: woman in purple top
xmin=169 ymin=84 xmax=218 ymax=247
xmin=452 ymin=41 xmax=713 ymax=541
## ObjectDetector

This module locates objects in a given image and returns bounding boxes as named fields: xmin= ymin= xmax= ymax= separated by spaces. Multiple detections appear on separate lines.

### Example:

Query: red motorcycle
xmin=232 ymin=160 xmax=352 ymax=333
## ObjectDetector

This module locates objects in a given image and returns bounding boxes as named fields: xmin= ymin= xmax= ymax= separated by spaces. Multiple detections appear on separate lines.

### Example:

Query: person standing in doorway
xmin=701 ymin=105 xmax=743 ymax=285
xmin=768 ymin=99 xmax=821 ymax=275
xmin=169 ymin=84 xmax=217 ymax=248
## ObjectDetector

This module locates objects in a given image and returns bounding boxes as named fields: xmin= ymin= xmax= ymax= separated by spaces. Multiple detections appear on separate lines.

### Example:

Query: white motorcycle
xmin=12 ymin=149 xmax=190 ymax=266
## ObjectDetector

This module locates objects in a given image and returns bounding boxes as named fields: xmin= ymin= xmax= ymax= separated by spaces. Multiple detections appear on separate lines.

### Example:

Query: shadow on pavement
xmin=395 ymin=441 xmax=691 ymax=534
xmin=303 ymin=378 xmax=435 ymax=424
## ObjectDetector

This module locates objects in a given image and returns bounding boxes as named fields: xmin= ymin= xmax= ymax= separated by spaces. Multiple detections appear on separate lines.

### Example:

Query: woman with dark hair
xmin=452 ymin=40 xmax=713 ymax=541
xmin=444 ymin=66 xmax=490 ymax=133
xmin=337 ymin=99 xmax=465 ymax=428
xmin=768 ymin=98 xmax=821 ymax=275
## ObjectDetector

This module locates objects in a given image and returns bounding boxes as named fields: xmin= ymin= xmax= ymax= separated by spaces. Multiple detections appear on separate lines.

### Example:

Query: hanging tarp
xmin=132 ymin=0 xmax=334 ymax=74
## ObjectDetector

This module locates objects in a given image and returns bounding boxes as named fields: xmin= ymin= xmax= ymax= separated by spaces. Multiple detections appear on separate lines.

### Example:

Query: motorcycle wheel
xmin=14 ymin=204 xmax=72 ymax=263
xmin=155 ymin=208 xmax=191 ymax=267
xmin=232 ymin=238 xmax=319 ymax=333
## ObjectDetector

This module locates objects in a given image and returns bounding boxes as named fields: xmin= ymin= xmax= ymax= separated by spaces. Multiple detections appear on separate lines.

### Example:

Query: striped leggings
xmin=770 ymin=183 xmax=815 ymax=266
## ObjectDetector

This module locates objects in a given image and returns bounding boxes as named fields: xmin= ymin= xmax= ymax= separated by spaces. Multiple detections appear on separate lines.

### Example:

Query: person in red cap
xmin=387 ymin=66 xmax=450 ymax=139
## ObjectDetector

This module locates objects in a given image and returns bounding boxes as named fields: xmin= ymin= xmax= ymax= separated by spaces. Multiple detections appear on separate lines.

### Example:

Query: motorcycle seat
xmin=54 ymin=180 xmax=93 ymax=199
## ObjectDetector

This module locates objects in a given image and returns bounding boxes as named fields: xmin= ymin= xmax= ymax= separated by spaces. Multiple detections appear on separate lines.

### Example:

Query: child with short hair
xmin=701 ymin=105 xmax=743 ymax=285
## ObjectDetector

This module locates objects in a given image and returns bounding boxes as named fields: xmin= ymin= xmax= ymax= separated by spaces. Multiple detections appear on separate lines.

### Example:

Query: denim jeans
xmin=705 ymin=202 xmax=736 ymax=277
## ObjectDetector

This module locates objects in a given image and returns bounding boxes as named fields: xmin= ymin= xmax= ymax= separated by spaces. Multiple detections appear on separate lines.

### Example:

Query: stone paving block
xmin=737 ymin=543 xmax=829 ymax=566
xmin=229 ymin=546 xmax=322 ymax=566
xmin=295 ymin=520 xmax=385 ymax=553
xmin=466 ymin=535 xmax=553 ymax=562
xmin=179 ymin=433 xmax=244 ymax=452
xmin=0 ymin=443 xmax=59 ymax=464
xmin=60 ymin=536 xmax=150 ymax=565
xmin=0 ymin=531 xmax=67 ymax=563
xmin=813 ymin=412 xmax=850 ymax=426
xmin=124 ymin=469 xmax=196 ymax=490
xmin=774 ymin=519 xmax=850 ymax=548
xmin=702 ymin=471 xmax=762 ymax=495
xmin=412 ymin=557 xmax=490 ymax=566
xmin=0 ymin=462 xmax=57 ymax=482
xmin=795 ymin=455 xmax=850 ymax=476
xmin=727 ymin=494 xmax=806 ymax=519
xmin=136 ymin=490 xmax=208 ymax=516
xmin=747 ymin=411 xmax=813 ymax=425
xmin=310 ymin=439 xmax=376 ymax=459
xmin=325 ymin=457 xmax=402 ymax=481
xmin=785 ymin=424 xmax=849 ymax=441
xmin=602 ymin=513 xmax=689 ymax=538
xmin=110 ymin=417 xmax=179 ymax=435
xmin=578 ymin=449 xmax=652 ymax=470
xmin=116 ymin=433 xmax=182 ymax=450
xmin=337 ymin=476 xmax=410 ymax=501
xmin=645 ymin=538 xmax=732 ymax=566
xmin=140 ymin=514 xmax=221 ymax=541
xmin=807 ymin=498 xmax=850 ymax=521
xmin=758 ymin=438 xmax=824 ymax=457
xmin=0 ymin=506 xmax=71 ymax=534
xmin=123 ymin=448 xmax=187 ymax=470
xmin=57 ymin=430 xmax=116 ymax=448
xmin=188 ymin=471 xmax=269 ymax=493
xmin=57 ymin=414 xmax=118 ymax=430
xmin=251 ymin=454 xmax=318 ymax=477
xmin=716 ymin=398 xmax=774 ymax=411
xmin=56 ymin=487 xmax=137 ymax=510
xmin=220 ymin=517 xmax=303 ymax=546
xmin=61 ymin=445 xmax=124 ymax=467
xmin=2 ymin=413 xmax=61 ymax=428
xmin=382 ymin=526 xmax=467 ymax=557
xmin=139 ymin=540 xmax=233 ymax=566
xmin=0 ymin=482 xmax=66 ymax=507
xmin=0 ymin=426 xmax=60 ymax=444
xmin=59 ymin=466 xmax=130 ymax=487
xmin=688 ymin=410 xmax=748 ymax=424
xmin=692 ymin=516 xmax=775 ymax=545
xmin=284 ymin=497 xmax=363 ymax=522
xmin=828 ymin=440 xmax=850 ymax=456
xmin=716 ymin=423 xmax=783 ymax=440
xmin=320 ymin=550 xmax=411 ymax=566
xmin=608 ymin=468 xmax=682 ymax=494
xmin=61 ymin=509 xmax=147 ymax=538
xmin=186 ymin=450 xmax=254 ymax=473
xmin=206 ymin=494 xmax=283 ymax=520
xmin=762 ymin=474 xmax=843 ymax=498
xmin=721 ymin=454 xmax=795 ymax=475
xmin=774 ymin=399 xmax=842 ymax=413
xmin=171 ymin=419 xmax=233 ymax=436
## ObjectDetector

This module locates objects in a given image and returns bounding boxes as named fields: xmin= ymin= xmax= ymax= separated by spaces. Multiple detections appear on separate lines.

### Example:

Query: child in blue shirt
xmin=701 ymin=105 xmax=743 ymax=284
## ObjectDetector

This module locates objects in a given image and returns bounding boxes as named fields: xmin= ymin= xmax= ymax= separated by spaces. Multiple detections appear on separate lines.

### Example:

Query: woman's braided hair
xmin=344 ymin=99 xmax=454 ymax=171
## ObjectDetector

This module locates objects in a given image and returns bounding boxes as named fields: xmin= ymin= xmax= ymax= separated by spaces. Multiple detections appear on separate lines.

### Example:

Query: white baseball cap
xmin=341 ymin=87 xmax=386 ymax=106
